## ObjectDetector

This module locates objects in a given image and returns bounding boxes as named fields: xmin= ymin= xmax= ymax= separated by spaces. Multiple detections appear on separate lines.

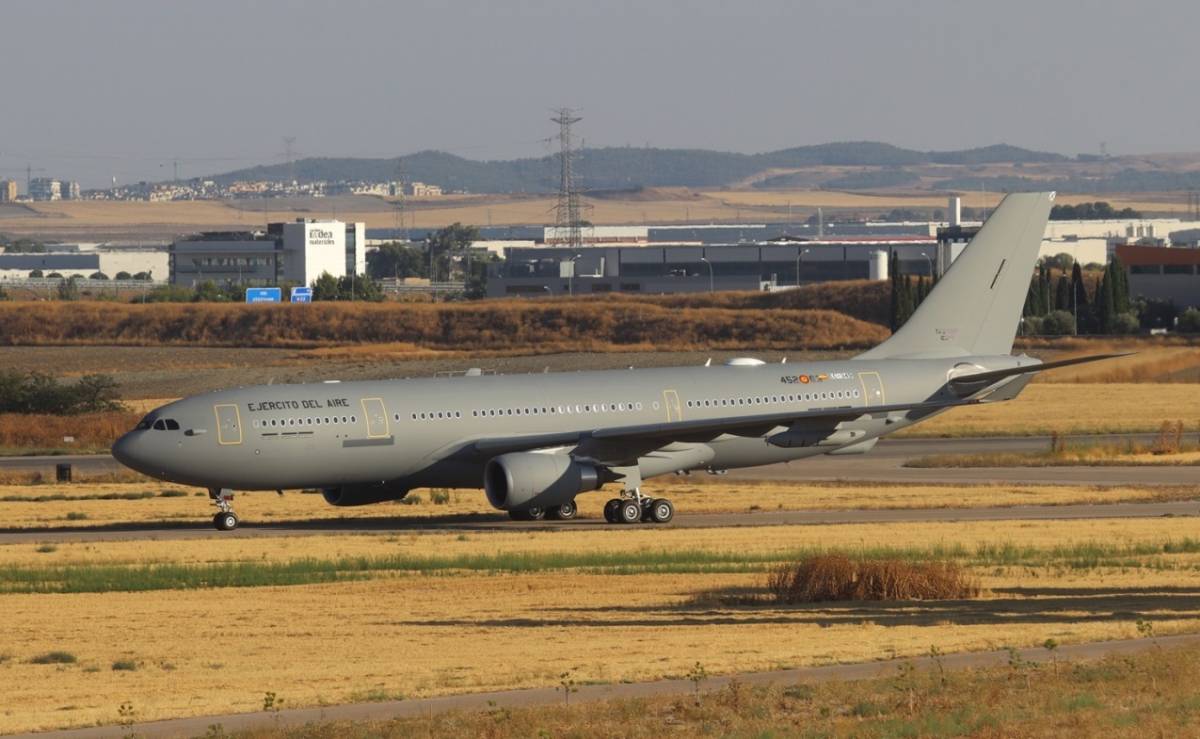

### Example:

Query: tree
xmin=56 ymin=276 xmax=80 ymax=301
xmin=28 ymin=269 xmax=43 ymax=278
xmin=311 ymin=272 xmax=340 ymax=301
xmin=367 ymin=242 xmax=426 ymax=280
xmin=1069 ymin=263 xmax=1089 ymax=333
xmin=115 ymin=271 xmax=132 ymax=280
xmin=336 ymin=273 xmax=383 ymax=302
xmin=425 ymin=223 xmax=480 ymax=282
xmin=89 ymin=271 xmax=109 ymax=280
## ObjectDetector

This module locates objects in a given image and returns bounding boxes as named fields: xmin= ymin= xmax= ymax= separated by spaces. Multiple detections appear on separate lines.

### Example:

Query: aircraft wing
xmin=463 ymin=396 xmax=976 ymax=462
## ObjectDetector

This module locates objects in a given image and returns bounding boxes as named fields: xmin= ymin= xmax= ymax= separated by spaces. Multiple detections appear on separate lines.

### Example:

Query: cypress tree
xmin=888 ymin=250 xmax=900 ymax=332
xmin=1109 ymin=256 xmax=1131 ymax=315
xmin=1098 ymin=270 xmax=1115 ymax=334
xmin=1055 ymin=274 xmax=1071 ymax=311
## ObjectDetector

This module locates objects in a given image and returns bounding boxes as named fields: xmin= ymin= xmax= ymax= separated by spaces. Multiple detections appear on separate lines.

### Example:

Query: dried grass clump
xmin=0 ymin=411 xmax=141 ymax=450
xmin=767 ymin=554 xmax=979 ymax=603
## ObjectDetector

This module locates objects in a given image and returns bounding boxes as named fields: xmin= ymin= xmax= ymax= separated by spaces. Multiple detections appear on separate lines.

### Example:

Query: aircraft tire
xmin=548 ymin=501 xmax=578 ymax=520
xmin=618 ymin=500 xmax=642 ymax=524
xmin=526 ymin=506 xmax=546 ymax=521
xmin=650 ymin=498 xmax=674 ymax=524
xmin=214 ymin=512 xmax=239 ymax=531
xmin=603 ymin=499 xmax=621 ymax=523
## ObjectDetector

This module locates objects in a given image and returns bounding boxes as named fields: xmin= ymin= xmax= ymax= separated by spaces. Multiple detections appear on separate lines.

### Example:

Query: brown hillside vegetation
xmin=657 ymin=280 xmax=890 ymax=326
xmin=0 ymin=296 xmax=889 ymax=351
xmin=0 ymin=411 xmax=141 ymax=451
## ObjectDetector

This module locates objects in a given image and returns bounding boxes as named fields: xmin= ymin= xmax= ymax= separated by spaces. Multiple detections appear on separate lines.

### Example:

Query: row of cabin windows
xmin=408 ymin=401 xmax=650 ymax=422
xmin=252 ymin=415 xmax=357 ymax=430
xmin=685 ymin=388 xmax=859 ymax=410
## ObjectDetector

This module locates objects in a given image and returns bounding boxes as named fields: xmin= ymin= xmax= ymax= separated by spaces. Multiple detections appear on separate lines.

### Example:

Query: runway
xmin=4 ymin=433 xmax=1192 ymax=486
xmin=15 ymin=633 xmax=1200 ymax=739
xmin=1 ymin=499 xmax=1195 ymax=545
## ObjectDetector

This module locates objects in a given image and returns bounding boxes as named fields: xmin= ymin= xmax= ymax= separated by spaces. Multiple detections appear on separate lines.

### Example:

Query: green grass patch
xmin=2 ymin=538 xmax=1199 ymax=594
xmin=1 ymin=490 xmax=164 ymax=502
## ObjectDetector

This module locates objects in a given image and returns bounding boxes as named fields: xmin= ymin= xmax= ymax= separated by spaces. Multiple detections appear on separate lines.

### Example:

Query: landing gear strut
xmin=603 ymin=488 xmax=673 ymax=525
xmin=209 ymin=488 xmax=239 ymax=531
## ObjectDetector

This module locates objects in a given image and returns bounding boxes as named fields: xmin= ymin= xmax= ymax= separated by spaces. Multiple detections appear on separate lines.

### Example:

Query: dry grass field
xmin=4 ymin=190 xmax=1196 ymax=240
xmin=2 ymin=516 xmax=1200 ymax=733
xmin=897 ymin=383 xmax=1200 ymax=437
xmin=0 ymin=478 xmax=1193 ymax=530
xmin=240 ymin=641 xmax=1200 ymax=738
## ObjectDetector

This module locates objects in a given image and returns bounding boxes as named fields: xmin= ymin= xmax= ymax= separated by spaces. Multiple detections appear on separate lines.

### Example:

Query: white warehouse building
xmin=170 ymin=219 xmax=365 ymax=287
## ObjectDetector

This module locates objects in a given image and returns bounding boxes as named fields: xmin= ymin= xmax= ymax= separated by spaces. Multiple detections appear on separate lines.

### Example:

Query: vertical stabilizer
xmin=857 ymin=191 xmax=1054 ymax=359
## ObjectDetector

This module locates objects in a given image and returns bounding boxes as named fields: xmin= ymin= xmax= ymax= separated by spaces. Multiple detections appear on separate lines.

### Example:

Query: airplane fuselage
xmin=113 ymin=354 xmax=1024 ymax=494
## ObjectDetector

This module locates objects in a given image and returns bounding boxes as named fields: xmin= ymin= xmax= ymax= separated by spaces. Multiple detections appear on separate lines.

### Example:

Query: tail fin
xmin=858 ymin=191 xmax=1054 ymax=359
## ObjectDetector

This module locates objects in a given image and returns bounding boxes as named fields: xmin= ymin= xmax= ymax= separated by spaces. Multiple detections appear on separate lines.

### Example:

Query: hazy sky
xmin=4 ymin=0 xmax=1199 ymax=187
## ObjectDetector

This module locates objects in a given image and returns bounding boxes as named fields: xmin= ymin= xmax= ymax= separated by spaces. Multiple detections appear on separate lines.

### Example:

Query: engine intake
xmin=484 ymin=452 xmax=601 ymax=511
xmin=322 ymin=482 xmax=409 ymax=507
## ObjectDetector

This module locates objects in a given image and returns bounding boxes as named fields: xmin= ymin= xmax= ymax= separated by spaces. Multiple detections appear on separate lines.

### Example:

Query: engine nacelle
xmin=322 ymin=482 xmax=409 ymax=507
xmin=484 ymin=453 xmax=601 ymax=511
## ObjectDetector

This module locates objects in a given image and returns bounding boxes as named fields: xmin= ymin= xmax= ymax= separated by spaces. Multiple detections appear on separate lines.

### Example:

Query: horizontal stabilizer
xmin=948 ymin=353 xmax=1132 ymax=388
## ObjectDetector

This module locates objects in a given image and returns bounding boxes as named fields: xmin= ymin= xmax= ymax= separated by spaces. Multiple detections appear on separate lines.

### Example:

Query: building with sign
xmin=169 ymin=219 xmax=365 ymax=287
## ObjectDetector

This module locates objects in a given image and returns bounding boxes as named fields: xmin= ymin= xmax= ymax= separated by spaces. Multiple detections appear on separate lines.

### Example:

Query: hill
xmin=208 ymin=142 xmax=1067 ymax=193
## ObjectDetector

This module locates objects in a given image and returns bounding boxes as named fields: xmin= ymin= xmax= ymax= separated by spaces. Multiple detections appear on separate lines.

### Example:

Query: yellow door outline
xmin=360 ymin=397 xmax=390 ymax=438
xmin=662 ymin=389 xmax=682 ymax=422
xmin=858 ymin=371 xmax=885 ymax=406
xmin=213 ymin=404 xmax=243 ymax=446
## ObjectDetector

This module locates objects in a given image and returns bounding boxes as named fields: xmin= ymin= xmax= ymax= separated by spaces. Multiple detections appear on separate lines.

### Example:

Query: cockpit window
xmin=136 ymin=416 xmax=154 ymax=430
xmin=151 ymin=418 xmax=180 ymax=431
xmin=165 ymin=419 xmax=180 ymax=431
xmin=153 ymin=420 xmax=167 ymax=430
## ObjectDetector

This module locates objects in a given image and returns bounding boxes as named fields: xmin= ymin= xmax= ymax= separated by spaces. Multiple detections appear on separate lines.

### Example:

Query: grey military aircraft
xmin=113 ymin=192 xmax=1119 ymax=530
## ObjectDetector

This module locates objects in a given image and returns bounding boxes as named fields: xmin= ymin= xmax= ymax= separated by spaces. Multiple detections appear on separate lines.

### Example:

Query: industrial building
xmin=1116 ymin=243 xmax=1200 ymax=308
xmin=486 ymin=237 xmax=937 ymax=297
xmin=169 ymin=219 xmax=365 ymax=287
xmin=0 ymin=244 xmax=169 ymax=281
xmin=28 ymin=178 xmax=61 ymax=202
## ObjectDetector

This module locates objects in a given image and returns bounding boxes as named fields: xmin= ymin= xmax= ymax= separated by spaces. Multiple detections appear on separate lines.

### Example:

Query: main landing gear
xmin=603 ymin=490 xmax=674 ymax=525
xmin=508 ymin=501 xmax=578 ymax=521
xmin=209 ymin=488 xmax=239 ymax=531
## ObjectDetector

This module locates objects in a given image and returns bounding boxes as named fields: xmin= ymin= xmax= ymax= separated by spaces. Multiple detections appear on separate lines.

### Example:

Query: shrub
xmin=1176 ymin=307 xmax=1200 ymax=333
xmin=30 ymin=651 xmax=77 ymax=664
xmin=111 ymin=659 xmax=138 ymax=671
xmin=1111 ymin=312 xmax=1140 ymax=335
xmin=0 ymin=371 xmax=125 ymax=415
xmin=1036 ymin=310 xmax=1076 ymax=336
xmin=767 ymin=554 xmax=979 ymax=603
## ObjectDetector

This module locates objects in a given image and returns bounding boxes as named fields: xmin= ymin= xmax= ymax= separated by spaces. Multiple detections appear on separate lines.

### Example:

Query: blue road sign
xmin=290 ymin=286 xmax=313 ymax=304
xmin=245 ymin=287 xmax=282 ymax=303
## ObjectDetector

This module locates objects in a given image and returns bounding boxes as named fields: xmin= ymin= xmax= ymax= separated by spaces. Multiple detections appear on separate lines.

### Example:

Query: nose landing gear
xmin=209 ymin=488 xmax=239 ymax=531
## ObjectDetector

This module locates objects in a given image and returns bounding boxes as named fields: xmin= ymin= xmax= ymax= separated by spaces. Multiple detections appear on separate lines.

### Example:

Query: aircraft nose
xmin=111 ymin=431 xmax=148 ymax=473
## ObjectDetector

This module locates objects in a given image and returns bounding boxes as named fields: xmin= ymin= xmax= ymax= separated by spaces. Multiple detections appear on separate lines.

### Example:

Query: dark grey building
xmin=486 ymin=239 xmax=938 ymax=297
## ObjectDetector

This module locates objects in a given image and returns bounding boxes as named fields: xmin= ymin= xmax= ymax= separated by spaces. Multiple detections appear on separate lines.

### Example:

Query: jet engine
xmin=322 ymin=481 xmax=409 ymax=507
xmin=484 ymin=452 xmax=601 ymax=511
